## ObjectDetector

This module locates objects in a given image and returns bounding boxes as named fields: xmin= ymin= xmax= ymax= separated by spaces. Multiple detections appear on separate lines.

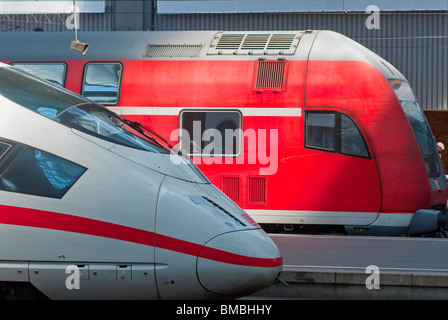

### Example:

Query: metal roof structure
xmin=157 ymin=0 xmax=448 ymax=14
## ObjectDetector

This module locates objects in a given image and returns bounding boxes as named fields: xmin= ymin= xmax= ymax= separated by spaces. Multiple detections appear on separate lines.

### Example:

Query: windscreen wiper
xmin=117 ymin=115 xmax=183 ymax=155
xmin=114 ymin=113 xmax=209 ymax=183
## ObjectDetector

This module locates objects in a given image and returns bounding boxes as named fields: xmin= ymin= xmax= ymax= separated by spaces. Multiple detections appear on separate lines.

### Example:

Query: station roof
xmin=157 ymin=0 xmax=448 ymax=14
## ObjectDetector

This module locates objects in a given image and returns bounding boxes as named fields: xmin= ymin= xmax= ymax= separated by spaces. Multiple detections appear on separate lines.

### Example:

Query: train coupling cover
xmin=407 ymin=207 xmax=448 ymax=236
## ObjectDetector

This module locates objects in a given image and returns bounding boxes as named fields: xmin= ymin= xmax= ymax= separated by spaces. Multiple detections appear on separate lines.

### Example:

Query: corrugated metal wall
xmin=0 ymin=1 xmax=447 ymax=109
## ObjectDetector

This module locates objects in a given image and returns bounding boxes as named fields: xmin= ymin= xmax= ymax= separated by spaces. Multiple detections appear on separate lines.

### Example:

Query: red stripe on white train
xmin=0 ymin=204 xmax=282 ymax=268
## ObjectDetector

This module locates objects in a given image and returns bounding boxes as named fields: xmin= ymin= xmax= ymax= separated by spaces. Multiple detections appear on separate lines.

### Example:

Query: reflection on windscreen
xmin=0 ymin=66 xmax=168 ymax=154
xmin=55 ymin=103 xmax=168 ymax=153
xmin=0 ymin=66 xmax=86 ymax=115
xmin=390 ymin=79 xmax=441 ymax=178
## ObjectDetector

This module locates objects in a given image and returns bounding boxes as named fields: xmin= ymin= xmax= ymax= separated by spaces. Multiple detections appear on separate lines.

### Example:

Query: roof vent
xmin=241 ymin=34 xmax=270 ymax=50
xmin=208 ymin=32 xmax=301 ymax=55
xmin=215 ymin=34 xmax=245 ymax=50
xmin=253 ymin=60 xmax=288 ymax=91
xmin=202 ymin=196 xmax=246 ymax=227
xmin=267 ymin=34 xmax=297 ymax=50
xmin=143 ymin=44 xmax=203 ymax=57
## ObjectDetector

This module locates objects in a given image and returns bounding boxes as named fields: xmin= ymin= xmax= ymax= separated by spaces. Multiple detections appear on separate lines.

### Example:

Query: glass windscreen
xmin=390 ymin=79 xmax=441 ymax=178
xmin=55 ymin=103 xmax=169 ymax=153
xmin=0 ymin=66 xmax=86 ymax=115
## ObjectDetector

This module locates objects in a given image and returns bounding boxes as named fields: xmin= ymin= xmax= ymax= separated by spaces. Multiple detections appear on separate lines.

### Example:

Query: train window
xmin=340 ymin=115 xmax=369 ymax=158
xmin=179 ymin=110 xmax=241 ymax=156
xmin=305 ymin=113 xmax=336 ymax=152
xmin=305 ymin=111 xmax=369 ymax=158
xmin=82 ymin=63 xmax=122 ymax=105
xmin=0 ymin=143 xmax=86 ymax=199
xmin=11 ymin=62 xmax=67 ymax=87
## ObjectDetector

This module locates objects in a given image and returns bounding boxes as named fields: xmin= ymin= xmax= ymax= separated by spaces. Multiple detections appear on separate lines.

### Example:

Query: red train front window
xmin=390 ymin=79 xmax=442 ymax=178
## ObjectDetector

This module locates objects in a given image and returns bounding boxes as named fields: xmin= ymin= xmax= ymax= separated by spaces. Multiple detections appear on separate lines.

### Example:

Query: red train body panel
xmin=1 ymin=30 xmax=447 ymax=236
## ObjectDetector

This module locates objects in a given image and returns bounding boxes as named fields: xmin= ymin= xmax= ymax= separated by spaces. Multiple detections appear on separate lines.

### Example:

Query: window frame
xmin=178 ymin=109 xmax=243 ymax=157
xmin=0 ymin=141 xmax=12 ymax=161
xmin=304 ymin=110 xmax=370 ymax=159
xmin=81 ymin=61 xmax=123 ymax=106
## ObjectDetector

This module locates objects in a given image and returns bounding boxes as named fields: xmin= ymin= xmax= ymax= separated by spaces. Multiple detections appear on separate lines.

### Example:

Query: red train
xmin=1 ymin=30 xmax=447 ymax=236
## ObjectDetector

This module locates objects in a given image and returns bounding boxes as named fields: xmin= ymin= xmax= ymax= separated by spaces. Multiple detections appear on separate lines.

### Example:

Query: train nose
xmin=196 ymin=229 xmax=283 ymax=296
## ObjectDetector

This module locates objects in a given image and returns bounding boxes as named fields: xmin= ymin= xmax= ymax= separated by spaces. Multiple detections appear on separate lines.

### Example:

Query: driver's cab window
xmin=305 ymin=111 xmax=369 ymax=158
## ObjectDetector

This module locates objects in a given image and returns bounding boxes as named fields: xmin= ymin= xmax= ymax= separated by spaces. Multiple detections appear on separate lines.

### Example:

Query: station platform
xmin=249 ymin=234 xmax=448 ymax=299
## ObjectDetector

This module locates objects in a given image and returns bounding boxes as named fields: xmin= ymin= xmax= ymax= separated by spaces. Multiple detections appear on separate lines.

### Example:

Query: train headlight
xmin=389 ymin=79 xmax=416 ymax=102
xmin=389 ymin=79 xmax=425 ymax=122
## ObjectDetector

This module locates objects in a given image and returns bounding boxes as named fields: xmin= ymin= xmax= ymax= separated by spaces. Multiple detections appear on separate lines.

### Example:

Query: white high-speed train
xmin=0 ymin=63 xmax=282 ymax=300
